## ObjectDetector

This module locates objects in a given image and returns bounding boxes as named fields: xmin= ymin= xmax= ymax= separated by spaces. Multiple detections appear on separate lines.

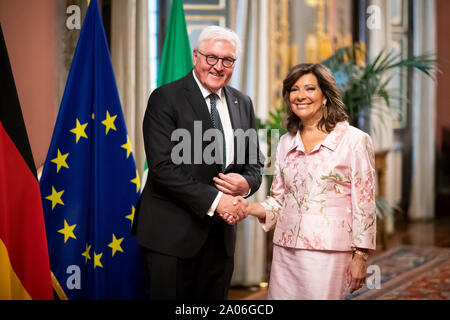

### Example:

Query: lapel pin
xmin=234 ymin=100 xmax=238 ymax=104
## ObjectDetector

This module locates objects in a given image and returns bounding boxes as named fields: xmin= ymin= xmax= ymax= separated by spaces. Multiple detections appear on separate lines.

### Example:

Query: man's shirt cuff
xmin=207 ymin=191 xmax=223 ymax=217
xmin=242 ymin=188 xmax=251 ymax=198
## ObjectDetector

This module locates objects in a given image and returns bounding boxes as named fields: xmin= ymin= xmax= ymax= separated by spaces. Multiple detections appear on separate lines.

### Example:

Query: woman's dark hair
xmin=282 ymin=63 xmax=348 ymax=135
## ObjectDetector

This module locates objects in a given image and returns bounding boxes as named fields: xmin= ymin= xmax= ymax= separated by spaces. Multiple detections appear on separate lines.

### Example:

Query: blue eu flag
xmin=39 ymin=0 xmax=146 ymax=299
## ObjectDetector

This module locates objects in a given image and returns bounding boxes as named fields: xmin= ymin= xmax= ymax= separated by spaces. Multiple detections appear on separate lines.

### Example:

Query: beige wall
xmin=0 ymin=0 xmax=56 ymax=169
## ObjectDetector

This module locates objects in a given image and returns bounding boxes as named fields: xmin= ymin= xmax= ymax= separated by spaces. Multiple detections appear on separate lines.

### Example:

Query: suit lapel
xmin=183 ymin=71 xmax=214 ymax=131
xmin=183 ymin=71 xmax=223 ymax=172
xmin=183 ymin=72 xmax=242 ymax=172
xmin=223 ymin=86 xmax=242 ymax=171
xmin=223 ymin=86 xmax=242 ymax=130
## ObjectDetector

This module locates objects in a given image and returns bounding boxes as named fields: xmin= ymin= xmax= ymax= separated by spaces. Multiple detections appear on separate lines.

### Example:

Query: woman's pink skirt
xmin=267 ymin=245 xmax=352 ymax=300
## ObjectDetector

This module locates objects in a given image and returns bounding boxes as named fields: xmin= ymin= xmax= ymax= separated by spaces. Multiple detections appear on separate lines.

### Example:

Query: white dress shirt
xmin=192 ymin=71 xmax=234 ymax=217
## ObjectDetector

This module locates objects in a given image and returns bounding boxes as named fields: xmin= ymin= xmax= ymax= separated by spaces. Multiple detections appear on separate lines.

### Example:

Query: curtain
xmin=367 ymin=0 xmax=437 ymax=222
xmin=110 ymin=0 xmax=150 ymax=175
xmin=367 ymin=0 xmax=394 ymax=150
xmin=229 ymin=0 xmax=269 ymax=286
xmin=408 ymin=0 xmax=436 ymax=219
xmin=366 ymin=0 xmax=396 ymax=233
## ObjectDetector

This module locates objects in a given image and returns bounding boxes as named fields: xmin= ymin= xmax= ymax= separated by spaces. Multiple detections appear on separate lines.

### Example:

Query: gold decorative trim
xmin=268 ymin=0 xmax=291 ymax=111
xmin=184 ymin=0 xmax=226 ymax=10
xmin=186 ymin=15 xmax=226 ymax=27
xmin=51 ymin=272 xmax=68 ymax=300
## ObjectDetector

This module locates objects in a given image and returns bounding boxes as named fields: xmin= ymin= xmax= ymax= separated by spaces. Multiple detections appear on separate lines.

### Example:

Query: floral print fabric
xmin=261 ymin=121 xmax=376 ymax=251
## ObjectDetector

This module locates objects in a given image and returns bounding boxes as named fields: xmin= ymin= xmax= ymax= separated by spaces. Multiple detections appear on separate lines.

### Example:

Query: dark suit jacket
xmin=133 ymin=71 xmax=264 ymax=259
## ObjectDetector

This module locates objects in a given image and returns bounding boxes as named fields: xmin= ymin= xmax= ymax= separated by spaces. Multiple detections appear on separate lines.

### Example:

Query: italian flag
xmin=0 ymin=25 xmax=53 ymax=300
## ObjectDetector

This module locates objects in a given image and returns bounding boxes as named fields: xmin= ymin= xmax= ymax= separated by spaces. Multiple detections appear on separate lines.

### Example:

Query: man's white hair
xmin=194 ymin=25 xmax=242 ymax=58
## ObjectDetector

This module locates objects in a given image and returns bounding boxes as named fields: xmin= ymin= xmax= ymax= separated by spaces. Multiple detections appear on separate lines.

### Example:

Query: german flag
xmin=0 ymin=25 xmax=53 ymax=300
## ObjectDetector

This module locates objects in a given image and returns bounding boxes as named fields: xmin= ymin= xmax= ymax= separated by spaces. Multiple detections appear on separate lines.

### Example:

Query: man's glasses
xmin=197 ymin=51 xmax=236 ymax=68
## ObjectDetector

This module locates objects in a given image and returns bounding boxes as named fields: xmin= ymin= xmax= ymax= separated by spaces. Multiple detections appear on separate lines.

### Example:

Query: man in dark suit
xmin=133 ymin=26 xmax=264 ymax=300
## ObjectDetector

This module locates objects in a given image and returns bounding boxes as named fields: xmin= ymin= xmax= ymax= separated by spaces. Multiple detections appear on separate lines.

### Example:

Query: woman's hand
xmin=219 ymin=196 xmax=247 ymax=225
xmin=223 ymin=199 xmax=267 ymax=224
xmin=346 ymin=253 xmax=368 ymax=294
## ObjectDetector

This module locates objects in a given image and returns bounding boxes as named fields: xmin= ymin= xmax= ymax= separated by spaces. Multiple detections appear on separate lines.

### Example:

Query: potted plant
xmin=321 ymin=43 xmax=437 ymax=129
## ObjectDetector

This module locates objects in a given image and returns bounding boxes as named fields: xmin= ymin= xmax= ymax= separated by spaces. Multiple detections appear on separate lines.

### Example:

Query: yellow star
xmin=121 ymin=136 xmax=133 ymax=159
xmin=93 ymin=251 xmax=103 ymax=269
xmin=50 ymin=149 xmax=69 ymax=173
xmin=58 ymin=219 xmax=77 ymax=243
xmin=45 ymin=186 xmax=64 ymax=210
xmin=131 ymin=170 xmax=140 ymax=193
xmin=108 ymin=234 xmax=124 ymax=257
xmin=125 ymin=205 xmax=135 ymax=226
xmin=81 ymin=244 xmax=91 ymax=264
xmin=70 ymin=119 xmax=88 ymax=143
xmin=101 ymin=110 xmax=117 ymax=135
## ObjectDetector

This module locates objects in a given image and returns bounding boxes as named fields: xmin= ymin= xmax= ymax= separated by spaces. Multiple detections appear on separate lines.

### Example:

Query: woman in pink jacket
xmin=227 ymin=63 xmax=376 ymax=299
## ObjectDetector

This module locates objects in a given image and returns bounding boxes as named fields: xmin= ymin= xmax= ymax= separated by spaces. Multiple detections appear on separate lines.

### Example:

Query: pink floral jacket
xmin=261 ymin=121 xmax=376 ymax=251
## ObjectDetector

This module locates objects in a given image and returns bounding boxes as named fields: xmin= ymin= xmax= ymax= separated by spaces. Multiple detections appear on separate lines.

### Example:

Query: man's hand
xmin=222 ymin=196 xmax=249 ymax=225
xmin=216 ymin=194 xmax=248 ymax=225
xmin=213 ymin=173 xmax=250 ymax=196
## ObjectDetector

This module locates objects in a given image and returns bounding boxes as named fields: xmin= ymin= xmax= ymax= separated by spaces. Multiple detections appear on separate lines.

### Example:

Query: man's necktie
xmin=209 ymin=93 xmax=226 ymax=170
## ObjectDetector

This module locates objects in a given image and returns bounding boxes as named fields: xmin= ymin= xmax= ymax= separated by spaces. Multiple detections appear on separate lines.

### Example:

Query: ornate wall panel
xmin=268 ymin=0 xmax=291 ymax=110
xmin=390 ymin=0 xmax=409 ymax=129
xmin=288 ymin=0 xmax=354 ymax=65
xmin=182 ymin=0 xmax=229 ymax=50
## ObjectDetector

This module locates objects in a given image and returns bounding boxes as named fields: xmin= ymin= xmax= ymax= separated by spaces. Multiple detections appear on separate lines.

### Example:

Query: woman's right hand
xmin=226 ymin=198 xmax=267 ymax=224
xmin=233 ymin=199 xmax=266 ymax=220
xmin=249 ymin=202 xmax=267 ymax=221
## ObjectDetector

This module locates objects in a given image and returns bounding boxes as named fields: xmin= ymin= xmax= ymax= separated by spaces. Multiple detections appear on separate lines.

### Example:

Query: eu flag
xmin=39 ymin=0 xmax=146 ymax=299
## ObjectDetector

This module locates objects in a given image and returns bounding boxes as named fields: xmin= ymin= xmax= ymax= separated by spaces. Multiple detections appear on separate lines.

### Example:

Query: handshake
xmin=212 ymin=172 xmax=265 ymax=225
xmin=215 ymin=194 xmax=249 ymax=225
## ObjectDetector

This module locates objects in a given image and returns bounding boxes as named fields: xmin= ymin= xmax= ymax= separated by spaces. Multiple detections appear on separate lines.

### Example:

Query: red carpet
xmin=347 ymin=246 xmax=450 ymax=300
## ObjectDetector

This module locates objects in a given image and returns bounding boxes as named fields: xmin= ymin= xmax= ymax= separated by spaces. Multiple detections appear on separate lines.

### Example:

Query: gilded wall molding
xmin=268 ymin=0 xmax=291 ymax=110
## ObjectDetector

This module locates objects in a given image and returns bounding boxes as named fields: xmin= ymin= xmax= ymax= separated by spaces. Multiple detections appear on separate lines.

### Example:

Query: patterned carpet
xmin=346 ymin=245 xmax=450 ymax=300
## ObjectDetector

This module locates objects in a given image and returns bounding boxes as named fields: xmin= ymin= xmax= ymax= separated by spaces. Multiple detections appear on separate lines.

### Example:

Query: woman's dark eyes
xmin=290 ymin=87 xmax=315 ymax=92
